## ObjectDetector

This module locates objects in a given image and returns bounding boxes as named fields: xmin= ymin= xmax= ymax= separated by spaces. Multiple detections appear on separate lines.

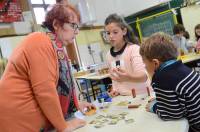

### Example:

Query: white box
xmin=12 ymin=21 xmax=32 ymax=35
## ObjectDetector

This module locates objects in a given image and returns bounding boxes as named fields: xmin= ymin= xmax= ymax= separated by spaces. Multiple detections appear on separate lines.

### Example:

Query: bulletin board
xmin=0 ymin=0 xmax=22 ymax=22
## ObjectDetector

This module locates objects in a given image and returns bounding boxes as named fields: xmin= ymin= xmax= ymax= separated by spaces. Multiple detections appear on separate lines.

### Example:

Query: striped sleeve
xmin=175 ymin=71 xmax=200 ymax=125
xmin=153 ymin=85 xmax=185 ymax=120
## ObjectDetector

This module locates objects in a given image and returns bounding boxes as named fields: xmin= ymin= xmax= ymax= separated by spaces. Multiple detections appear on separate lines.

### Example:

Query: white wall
xmin=118 ymin=0 xmax=163 ymax=16
xmin=73 ymin=0 xmax=171 ymax=26
xmin=181 ymin=5 xmax=200 ymax=41
xmin=0 ymin=36 xmax=26 ymax=59
xmin=94 ymin=0 xmax=171 ymax=25
xmin=93 ymin=0 xmax=119 ymax=25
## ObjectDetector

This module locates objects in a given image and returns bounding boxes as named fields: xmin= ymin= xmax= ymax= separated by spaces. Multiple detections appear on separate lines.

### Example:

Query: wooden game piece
xmin=128 ymin=104 xmax=141 ymax=109
xmin=146 ymin=87 xmax=150 ymax=96
xmin=132 ymin=88 xmax=136 ymax=98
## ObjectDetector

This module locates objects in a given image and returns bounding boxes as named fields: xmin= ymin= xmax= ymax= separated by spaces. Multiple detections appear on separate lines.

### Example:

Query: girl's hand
xmin=108 ymin=90 xmax=120 ymax=97
xmin=109 ymin=68 xmax=130 ymax=82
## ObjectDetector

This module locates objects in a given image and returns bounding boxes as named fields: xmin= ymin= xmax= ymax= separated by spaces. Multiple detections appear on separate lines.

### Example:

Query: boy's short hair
xmin=140 ymin=32 xmax=178 ymax=62
xmin=173 ymin=24 xmax=185 ymax=34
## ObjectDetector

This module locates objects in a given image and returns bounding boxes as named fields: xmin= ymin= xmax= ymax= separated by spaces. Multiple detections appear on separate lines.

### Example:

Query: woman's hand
xmin=78 ymin=102 xmax=96 ymax=114
xmin=63 ymin=118 xmax=86 ymax=132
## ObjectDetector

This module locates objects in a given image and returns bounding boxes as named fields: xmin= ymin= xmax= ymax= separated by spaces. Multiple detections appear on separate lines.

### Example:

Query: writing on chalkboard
xmin=138 ymin=11 xmax=176 ymax=38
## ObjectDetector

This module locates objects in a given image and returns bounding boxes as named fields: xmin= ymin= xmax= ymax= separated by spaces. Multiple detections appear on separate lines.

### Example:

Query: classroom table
xmin=74 ymin=95 xmax=189 ymax=132
xmin=75 ymin=73 xmax=110 ymax=80
xmin=180 ymin=53 xmax=200 ymax=67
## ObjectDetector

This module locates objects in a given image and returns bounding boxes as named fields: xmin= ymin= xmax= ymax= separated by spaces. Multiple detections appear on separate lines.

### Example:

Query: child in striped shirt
xmin=140 ymin=32 xmax=200 ymax=132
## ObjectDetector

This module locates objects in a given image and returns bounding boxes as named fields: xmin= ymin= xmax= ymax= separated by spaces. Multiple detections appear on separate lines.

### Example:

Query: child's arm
xmin=153 ymin=90 xmax=185 ymax=121
xmin=146 ymin=99 xmax=157 ymax=113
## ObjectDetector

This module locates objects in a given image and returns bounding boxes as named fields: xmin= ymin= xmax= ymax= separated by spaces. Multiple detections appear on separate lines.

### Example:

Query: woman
xmin=104 ymin=14 xmax=149 ymax=96
xmin=0 ymin=4 xmax=94 ymax=132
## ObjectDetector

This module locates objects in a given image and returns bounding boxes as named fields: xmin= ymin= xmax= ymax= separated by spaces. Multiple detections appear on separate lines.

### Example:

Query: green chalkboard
xmin=139 ymin=12 xmax=176 ymax=38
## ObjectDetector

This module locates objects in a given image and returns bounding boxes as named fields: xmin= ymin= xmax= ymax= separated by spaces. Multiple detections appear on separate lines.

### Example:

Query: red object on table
xmin=128 ymin=104 xmax=141 ymax=109
xmin=132 ymin=88 xmax=136 ymax=98
xmin=146 ymin=87 xmax=150 ymax=96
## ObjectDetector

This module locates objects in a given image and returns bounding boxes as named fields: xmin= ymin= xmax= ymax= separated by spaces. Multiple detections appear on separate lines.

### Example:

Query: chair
xmin=75 ymin=79 xmax=91 ymax=102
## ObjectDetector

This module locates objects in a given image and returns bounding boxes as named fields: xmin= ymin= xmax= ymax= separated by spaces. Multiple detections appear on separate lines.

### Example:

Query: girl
xmin=195 ymin=24 xmax=200 ymax=51
xmin=104 ymin=14 xmax=149 ymax=97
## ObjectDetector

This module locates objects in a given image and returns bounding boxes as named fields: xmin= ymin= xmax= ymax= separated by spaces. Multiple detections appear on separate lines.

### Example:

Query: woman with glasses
xmin=104 ymin=14 xmax=150 ymax=97
xmin=0 ymin=4 xmax=95 ymax=132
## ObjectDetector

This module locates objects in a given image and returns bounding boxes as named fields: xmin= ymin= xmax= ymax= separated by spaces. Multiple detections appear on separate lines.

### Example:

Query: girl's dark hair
xmin=104 ymin=13 xmax=139 ymax=44
xmin=42 ymin=4 xmax=80 ymax=32
xmin=183 ymin=31 xmax=190 ymax=39
xmin=195 ymin=24 xmax=200 ymax=41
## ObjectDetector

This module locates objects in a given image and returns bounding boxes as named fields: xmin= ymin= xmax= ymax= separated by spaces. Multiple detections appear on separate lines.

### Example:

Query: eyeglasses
xmin=64 ymin=23 xmax=79 ymax=31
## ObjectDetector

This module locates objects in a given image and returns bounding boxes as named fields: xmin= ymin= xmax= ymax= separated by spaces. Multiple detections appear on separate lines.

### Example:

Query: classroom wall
xmin=74 ymin=0 xmax=171 ymax=25
xmin=181 ymin=5 xmax=200 ymax=41
xmin=76 ymin=28 xmax=110 ymax=66
xmin=117 ymin=0 xmax=171 ymax=16
xmin=93 ymin=0 xmax=165 ymax=25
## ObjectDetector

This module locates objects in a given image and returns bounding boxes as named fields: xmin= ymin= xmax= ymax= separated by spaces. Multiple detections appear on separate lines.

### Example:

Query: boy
xmin=140 ymin=32 xmax=200 ymax=132
xmin=172 ymin=24 xmax=188 ymax=55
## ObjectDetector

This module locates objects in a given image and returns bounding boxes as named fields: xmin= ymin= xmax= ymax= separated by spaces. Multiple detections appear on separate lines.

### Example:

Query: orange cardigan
xmin=0 ymin=32 xmax=68 ymax=131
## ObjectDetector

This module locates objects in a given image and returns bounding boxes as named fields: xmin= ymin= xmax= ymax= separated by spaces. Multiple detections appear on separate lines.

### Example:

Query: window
xmin=33 ymin=8 xmax=45 ymax=25
xmin=31 ymin=0 xmax=56 ymax=24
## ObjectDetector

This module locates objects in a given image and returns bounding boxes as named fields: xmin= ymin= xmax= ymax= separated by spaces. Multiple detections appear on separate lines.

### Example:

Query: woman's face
xmin=195 ymin=28 xmax=200 ymax=37
xmin=105 ymin=23 xmax=126 ymax=49
xmin=54 ymin=8 xmax=79 ymax=46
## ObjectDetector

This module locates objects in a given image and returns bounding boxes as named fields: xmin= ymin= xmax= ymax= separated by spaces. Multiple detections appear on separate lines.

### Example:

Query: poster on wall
xmin=0 ymin=0 xmax=22 ymax=22
xmin=77 ymin=43 xmax=103 ymax=66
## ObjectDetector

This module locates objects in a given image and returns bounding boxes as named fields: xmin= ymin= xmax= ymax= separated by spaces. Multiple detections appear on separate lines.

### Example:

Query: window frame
xmin=30 ymin=0 xmax=56 ymax=24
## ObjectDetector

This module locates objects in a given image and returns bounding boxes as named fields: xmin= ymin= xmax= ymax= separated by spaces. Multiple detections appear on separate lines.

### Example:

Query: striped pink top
xmin=196 ymin=39 xmax=200 ymax=50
